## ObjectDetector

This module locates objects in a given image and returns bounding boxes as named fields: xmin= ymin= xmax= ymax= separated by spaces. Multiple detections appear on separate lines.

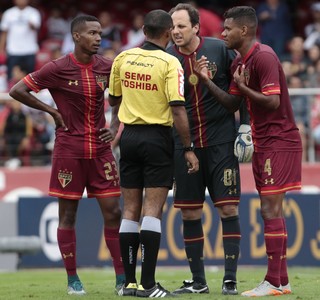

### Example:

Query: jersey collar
xmin=70 ymin=53 xmax=95 ymax=67
xmin=141 ymin=41 xmax=165 ymax=51
xmin=242 ymin=42 xmax=259 ymax=64
xmin=173 ymin=36 xmax=204 ymax=56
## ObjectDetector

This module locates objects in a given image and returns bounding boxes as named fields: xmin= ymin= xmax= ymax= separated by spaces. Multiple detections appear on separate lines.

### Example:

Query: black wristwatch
xmin=183 ymin=142 xmax=195 ymax=152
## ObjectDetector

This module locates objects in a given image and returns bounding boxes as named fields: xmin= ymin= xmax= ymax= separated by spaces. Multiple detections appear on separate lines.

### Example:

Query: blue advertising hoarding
xmin=18 ymin=193 xmax=320 ymax=267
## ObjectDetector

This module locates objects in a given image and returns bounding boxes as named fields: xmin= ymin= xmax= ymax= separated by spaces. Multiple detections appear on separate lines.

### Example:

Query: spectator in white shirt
xmin=0 ymin=0 xmax=41 ymax=81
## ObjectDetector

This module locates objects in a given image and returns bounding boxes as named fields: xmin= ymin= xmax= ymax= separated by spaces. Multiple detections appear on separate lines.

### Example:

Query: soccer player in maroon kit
xmin=9 ymin=15 xmax=125 ymax=295
xmin=193 ymin=6 xmax=302 ymax=297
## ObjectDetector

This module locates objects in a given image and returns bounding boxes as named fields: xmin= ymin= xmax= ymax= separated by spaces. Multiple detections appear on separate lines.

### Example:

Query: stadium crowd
xmin=0 ymin=0 xmax=320 ymax=166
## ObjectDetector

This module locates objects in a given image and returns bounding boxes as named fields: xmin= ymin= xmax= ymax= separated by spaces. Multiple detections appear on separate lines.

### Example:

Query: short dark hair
xmin=224 ymin=6 xmax=257 ymax=28
xmin=143 ymin=9 xmax=173 ymax=39
xmin=169 ymin=3 xmax=199 ymax=28
xmin=70 ymin=15 xmax=99 ymax=33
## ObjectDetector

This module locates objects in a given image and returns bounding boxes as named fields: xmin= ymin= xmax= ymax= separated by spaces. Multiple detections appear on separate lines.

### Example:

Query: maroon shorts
xmin=49 ymin=154 xmax=121 ymax=200
xmin=252 ymin=150 xmax=302 ymax=196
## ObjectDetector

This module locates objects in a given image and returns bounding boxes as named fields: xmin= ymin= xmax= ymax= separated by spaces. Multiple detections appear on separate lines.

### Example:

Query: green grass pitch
xmin=0 ymin=266 xmax=319 ymax=299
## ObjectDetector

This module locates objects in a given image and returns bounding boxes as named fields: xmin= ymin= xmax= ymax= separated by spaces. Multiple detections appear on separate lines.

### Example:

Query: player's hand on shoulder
xmin=99 ymin=127 xmax=116 ymax=143
xmin=234 ymin=124 xmax=253 ymax=163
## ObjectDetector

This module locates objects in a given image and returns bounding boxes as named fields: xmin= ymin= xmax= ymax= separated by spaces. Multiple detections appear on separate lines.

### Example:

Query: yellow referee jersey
xmin=109 ymin=43 xmax=185 ymax=126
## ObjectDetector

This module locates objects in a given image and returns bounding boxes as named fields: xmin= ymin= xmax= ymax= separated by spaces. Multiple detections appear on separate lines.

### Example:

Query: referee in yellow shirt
xmin=108 ymin=9 xmax=199 ymax=298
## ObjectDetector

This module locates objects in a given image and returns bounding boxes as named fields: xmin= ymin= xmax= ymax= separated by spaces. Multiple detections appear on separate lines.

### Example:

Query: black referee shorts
xmin=119 ymin=124 xmax=174 ymax=189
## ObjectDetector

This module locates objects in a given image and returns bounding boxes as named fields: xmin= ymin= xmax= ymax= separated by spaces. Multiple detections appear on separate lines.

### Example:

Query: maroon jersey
xmin=229 ymin=42 xmax=302 ymax=152
xmin=23 ymin=53 xmax=112 ymax=159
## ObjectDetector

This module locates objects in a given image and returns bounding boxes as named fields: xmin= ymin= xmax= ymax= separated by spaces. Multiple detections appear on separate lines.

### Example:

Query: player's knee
xmin=260 ymin=207 xmax=282 ymax=219
xmin=110 ymin=206 xmax=122 ymax=221
xmin=102 ymin=205 xmax=122 ymax=224
xmin=260 ymin=197 xmax=283 ymax=219
xmin=59 ymin=212 xmax=77 ymax=228
xmin=181 ymin=208 xmax=202 ymax=220
xmin=218 ymin=205 xmax=238 ymax=218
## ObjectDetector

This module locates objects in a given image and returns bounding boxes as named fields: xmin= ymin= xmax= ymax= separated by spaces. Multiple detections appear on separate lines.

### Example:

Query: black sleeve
xmin=239 ymin=100 xmax=250 ymax=125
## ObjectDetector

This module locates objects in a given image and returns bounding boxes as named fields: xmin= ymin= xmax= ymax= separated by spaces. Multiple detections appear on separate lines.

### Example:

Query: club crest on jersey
xmin=68 ymin=80 xmax=78 ymax=86
xmin=96 ymin=75 xmax=108 ymax=91
xmin=207 ymin=62 xmax=217 ymax=79
xmin=244 ymin=68 xmax=250 ymax=85
xmin=189 ymin=73 xmax=199 ymax=86
xmin=58 ymin=169 xmax=72 ymax=188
